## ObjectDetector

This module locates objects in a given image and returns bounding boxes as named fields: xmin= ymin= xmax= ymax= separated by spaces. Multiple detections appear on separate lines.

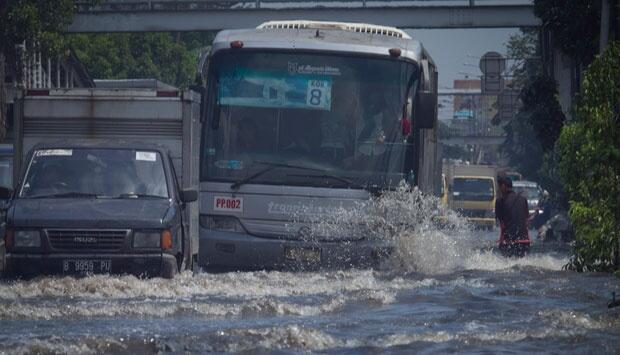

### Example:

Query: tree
xmin=0 ymin=0 xmax=74 ymax=79
xmin=0 ymin=0 xmax=75 ymax=138
xmin=560 ymin=42 xmax=620 ymax=273
xmin=501 ymin=110 xmax=544 ymax=181
xmin=68 ymin=32 xmax=214 ymax=88
xmin=534 ymin=0 xmax=600 ymax=64
xmin=502 ymin=28 xmax=567 ymax=195
xmin=518 ymin=75 xmax=566 ymax=152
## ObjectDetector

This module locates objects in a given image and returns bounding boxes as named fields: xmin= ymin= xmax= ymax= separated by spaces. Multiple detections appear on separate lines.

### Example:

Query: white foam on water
xmin=222 ymin=325 xmax=359 ymax=352
xmin=0 ymin=269 xmax=424 ymax=320
xmin=0 ymin=336 xmax=133 ymax=355
xmin=537 ymin=309 xmax=620 ymax=331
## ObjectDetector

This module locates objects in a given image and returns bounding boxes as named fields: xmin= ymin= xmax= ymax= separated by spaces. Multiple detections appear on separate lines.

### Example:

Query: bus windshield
xmin=202 ymin=50 xmax=418 ymax=189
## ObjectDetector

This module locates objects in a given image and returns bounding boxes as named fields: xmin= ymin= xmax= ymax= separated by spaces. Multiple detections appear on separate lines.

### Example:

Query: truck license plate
xmin=63 ymin=259 xmax=111 ymax=274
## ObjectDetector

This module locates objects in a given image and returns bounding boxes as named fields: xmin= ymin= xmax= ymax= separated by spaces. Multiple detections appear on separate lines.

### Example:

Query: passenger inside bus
xmin=343 ymin=83 xmax=403 ymax=170
xmin=235 ymin=117 xmax=262 ymax=154
xmin=280 ymin=110 xmax=322 ymax=157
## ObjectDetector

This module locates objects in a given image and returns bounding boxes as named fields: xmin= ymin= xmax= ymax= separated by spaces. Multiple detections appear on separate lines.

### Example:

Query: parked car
xmin=1 ymin=141 xmax=197 ymax=278
xmin=512 ymin=180 xmax=543 ymax=215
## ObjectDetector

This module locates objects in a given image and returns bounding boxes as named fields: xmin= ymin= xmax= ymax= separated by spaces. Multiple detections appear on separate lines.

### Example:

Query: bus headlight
xmin=133 ymin=231 xmax=161 ymax=248
xmin=14 ymin=230 xmax=41 ymax=248
xmin=200 ymin=215 xmax=246 ymax=233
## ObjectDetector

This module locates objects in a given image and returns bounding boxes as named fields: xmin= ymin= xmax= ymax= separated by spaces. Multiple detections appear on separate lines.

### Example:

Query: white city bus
xmin=198 ymin=21 xmax=438 ymax=270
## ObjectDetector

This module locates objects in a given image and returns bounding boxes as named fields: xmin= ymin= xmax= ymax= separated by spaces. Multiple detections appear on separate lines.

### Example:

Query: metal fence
xmin=75 ymin=0 xmax=533 ymax=12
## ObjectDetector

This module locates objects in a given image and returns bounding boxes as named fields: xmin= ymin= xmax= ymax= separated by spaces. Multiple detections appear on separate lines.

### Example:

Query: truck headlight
xmin=14 ymin=230 xmax=41 ymax=248
xmin=133 ymin=231 xmax=161 ymax=248
xmin=200 ymin=215 xmax=246 ymax=233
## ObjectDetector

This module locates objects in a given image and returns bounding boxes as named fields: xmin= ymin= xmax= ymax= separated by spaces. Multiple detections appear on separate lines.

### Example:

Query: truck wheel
xmin=162 ymin=258 xmax=178 ymax=279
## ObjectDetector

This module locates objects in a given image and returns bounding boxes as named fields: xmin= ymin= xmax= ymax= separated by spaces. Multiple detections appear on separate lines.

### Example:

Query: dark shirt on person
xmin=495 ymin=190 xmax=529 ymax=241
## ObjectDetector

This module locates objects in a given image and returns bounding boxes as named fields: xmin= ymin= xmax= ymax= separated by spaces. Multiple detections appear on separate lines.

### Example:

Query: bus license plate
xmin=284 ymin=247 xmax=321 ymax=264
xmin=63 ymin=259 xmax=111 ymax=274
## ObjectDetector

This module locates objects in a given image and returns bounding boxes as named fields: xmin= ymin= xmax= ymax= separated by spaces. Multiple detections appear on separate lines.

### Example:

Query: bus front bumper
xmin=198 ymin=229 xmax=393 ymax=271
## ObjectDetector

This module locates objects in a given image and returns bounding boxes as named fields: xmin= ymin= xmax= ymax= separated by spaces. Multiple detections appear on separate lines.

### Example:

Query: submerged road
xmin=0 ymin=227 xmax=619 ymax=353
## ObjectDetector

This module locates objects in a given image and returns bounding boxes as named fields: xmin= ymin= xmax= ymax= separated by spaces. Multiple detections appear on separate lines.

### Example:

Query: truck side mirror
xmin=180 ymin=188 xmax=198 ymax=203
xmin=0 ymin=187 xmax=12 ymax=200
xmin=414 ymin=91 xmax=437 ymax=129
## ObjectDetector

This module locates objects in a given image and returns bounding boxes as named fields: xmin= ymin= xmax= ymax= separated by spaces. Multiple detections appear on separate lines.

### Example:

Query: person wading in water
xmin=495 ymin=176 xmax=531 ymax=257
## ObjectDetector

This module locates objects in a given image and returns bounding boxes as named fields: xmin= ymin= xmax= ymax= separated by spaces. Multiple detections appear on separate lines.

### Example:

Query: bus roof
xmin=211 ymin=21 xmax=432 ymax=64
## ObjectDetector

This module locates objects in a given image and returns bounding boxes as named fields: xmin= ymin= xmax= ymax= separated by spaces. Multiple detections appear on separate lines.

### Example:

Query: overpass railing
xmin=75 ymin=0 xmax=533 ymax=12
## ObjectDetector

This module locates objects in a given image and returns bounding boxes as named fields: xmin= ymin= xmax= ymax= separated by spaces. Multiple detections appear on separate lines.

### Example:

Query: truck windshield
xmin=202 ymin=50 xmax=418 ymax=189
xmin=20 ymin=148 xmax=169 ymax=199
xmin=452 ymin=178 xmax=495 ymax=201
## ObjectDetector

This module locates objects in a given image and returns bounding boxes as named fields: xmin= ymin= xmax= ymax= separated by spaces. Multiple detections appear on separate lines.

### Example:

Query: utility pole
xmin=0 ymin=53 xmax=5 ymax=140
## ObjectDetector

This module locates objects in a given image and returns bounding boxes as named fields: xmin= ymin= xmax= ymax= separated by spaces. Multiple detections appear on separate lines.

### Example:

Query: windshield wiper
xmin=287 ymin=173 xmax=366 ymax=190
xmin=116 ymin=193 xmax=168 ymax=199
xmin=230 ymin=161 xmax=324 ymax=190
xmin=28 ymin=192 xmax=101 ymax=199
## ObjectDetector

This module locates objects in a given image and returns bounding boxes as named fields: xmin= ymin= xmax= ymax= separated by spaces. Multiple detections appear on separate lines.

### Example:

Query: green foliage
xmin=534 ymin=0 xmax=600 ymax=63
xmin=501 ymin=111 xmax=544 ymax=181
xmin=519 ymin=75 xmax=566 ymax=152
xmin=561 ymin=42 xmax=620 ymax=272
xmin=538 ymin=149 xmax=568 ymax=209
xmin=502 ymin=30 xmax=565 ymax=183
xmin=505 ymin=29 xmax=541 ymax=89
xmin=0 ymin=0 xmax=74 ymax=73
xmin=68 ymin=32 xmax=214 ymax=88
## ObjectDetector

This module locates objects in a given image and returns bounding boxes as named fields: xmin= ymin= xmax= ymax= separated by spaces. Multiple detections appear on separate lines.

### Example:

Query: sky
xmin=405 ymin=28 xmax=521 ymax=120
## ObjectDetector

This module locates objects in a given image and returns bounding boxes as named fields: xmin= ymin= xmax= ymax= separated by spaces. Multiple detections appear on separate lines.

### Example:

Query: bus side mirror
xmin=414 ymin=91 xmax=437 ymax=129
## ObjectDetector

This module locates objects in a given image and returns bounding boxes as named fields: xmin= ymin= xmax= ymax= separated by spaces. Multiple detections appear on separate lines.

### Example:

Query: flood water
xmin=1 ymin=191 xmax=619 ymax=353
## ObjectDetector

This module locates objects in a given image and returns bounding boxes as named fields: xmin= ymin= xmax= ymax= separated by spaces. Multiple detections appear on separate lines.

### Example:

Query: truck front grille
xmin=47 ymin=229 xmax=129 ymax=251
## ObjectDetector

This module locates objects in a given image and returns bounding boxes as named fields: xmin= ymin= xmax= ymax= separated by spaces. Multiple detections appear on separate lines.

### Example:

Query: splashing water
xmin=2 ymin=184 xmax=606 ymax=355
xmin=302 ymin=181 xmax=567 ymax=274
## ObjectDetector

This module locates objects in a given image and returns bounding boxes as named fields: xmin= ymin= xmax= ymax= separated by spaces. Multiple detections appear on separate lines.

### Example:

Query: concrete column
xmin=0 ymin=52 xmax=5 ymax=140
xmin=615 ymin=0 xmax=620 ymax=39
xmin=553 ymin=47 xmax=573 ymax=120
xmin=600 ymin=0 xmax=610 ymax=54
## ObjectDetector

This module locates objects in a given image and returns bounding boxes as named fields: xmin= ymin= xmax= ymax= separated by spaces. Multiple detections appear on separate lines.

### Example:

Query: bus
xmin=197 ymin=21 xmax=438 ymax=270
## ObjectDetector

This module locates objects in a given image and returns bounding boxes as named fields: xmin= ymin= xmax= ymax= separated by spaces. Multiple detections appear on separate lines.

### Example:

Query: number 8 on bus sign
xmin=306 ymin=80 xmax=331 ymax=110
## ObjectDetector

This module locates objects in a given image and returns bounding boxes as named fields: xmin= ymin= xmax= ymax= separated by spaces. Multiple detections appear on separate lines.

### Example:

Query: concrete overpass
xmin=69 ymin=0 xmax=539 ymax=32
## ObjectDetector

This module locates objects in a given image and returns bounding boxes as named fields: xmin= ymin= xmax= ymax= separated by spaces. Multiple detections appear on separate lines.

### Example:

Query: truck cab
xmin=2 ymin=142 xmax=197 ymax=278
xmin=444 ymin=163 xmax=497 ymax=229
